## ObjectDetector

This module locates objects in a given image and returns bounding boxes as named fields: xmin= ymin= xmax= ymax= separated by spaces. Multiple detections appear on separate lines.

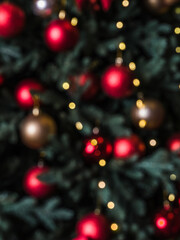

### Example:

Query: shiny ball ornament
xmin=0 ymin=2 xmax=25 ymax=38
xmin=23 ymin=166 xmax=54 ymax=198
xmin=69 ymin=73 xmax=99 ymax=100
xmin=45 ymin=19 xmax=79 ymax=52
xmin=131 ymin=99 xmax=165 ymax=130
xmin=33 ymin=0 xmax=56 ymax=17
xmin=101 ymin=66 xmax=134 ymax=99
xmin=15 ymin=79 xmax=43 ymax=109
xmin=83 ymin=135 xmax=112 ymax=163
xmin=0 ymin=75 xmax=4 ymax=85
xmin=167 ymin=133 xmax=180 ymax=153
xmin=76 ymin=213 xmax=110 ymax=240
xmin=154 ymin=208 xmax=180 ymax=238
xmin=144 ymin=0 xmax=179 ymax=14
xmin=20 ymin=113 xmax=57 ymax=149
xmin=114 ymin=135 xmax=145 ymax=160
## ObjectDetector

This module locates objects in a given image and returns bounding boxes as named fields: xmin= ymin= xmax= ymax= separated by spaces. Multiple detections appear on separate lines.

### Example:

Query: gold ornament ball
xmin=131 ymin=99 xmax=165 ymax=129
xmin=144 ymin=0 xmax=179 ymax=13
xmin=20 ymin=113 xmax=57 ymax=149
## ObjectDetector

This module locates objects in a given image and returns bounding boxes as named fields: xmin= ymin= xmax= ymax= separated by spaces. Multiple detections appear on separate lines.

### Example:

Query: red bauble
xmin=154 ymin=208 xmax=180 ymax=238
xmin=69 ymin=73 xmax=99 ymax=100
xmin=114 ymin=135 xmax=145 ymax=160
xmin=45 ymin=19 xmax=79 ymax=52
xmin=23 ymin=166 xmax=54 ymax=198
xmin=73 ymin=236 xmax=89 ymax=240
xmin=75 ymin=0 xmax=113 ymax=11
xmin=101 ymin=65 xmax=134 ymax=99
xmin=167 ymin=133 xmax=180 ymax=153
xmin=15 ymin=79 xmax=43 ymax=108
xmin=83 ymin=135 xmax=112 ymax=163
xmin=0 ymin=3 xmax=25 ymax=38
xmin=0 ymin=75 xmax=4 ymax=85
xmin=76 ymin=213 xmax=110 ymax=240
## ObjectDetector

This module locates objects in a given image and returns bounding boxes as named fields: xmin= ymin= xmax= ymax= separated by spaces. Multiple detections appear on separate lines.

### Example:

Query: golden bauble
xmin=144 ymin=0 xmax=179 ymax=13
xmin=131 ymin=99 xmax=165 ymax=129
xmin=20 ymin=113 xmax=57 ymax=149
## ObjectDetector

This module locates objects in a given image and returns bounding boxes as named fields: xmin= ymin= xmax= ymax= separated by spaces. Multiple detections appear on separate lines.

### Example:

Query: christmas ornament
xmin=83 ymin=135 xmax=112 ymax=163
xmin=144 ymin=0 xmax=179 ymax=14
xmin=69 ymin=73 xmax=99 ymax=100
xmin=101 ymin=66 xmax=134 ymax=99
xmin=154 ymin=207 xmax=180 ymax=238
xmin=33 ymin=0 xmax=56 ymax=17
xmin=0 ymin=75 xmax=4 ymax=85
xmin=75 ymin=0 xmax=113 ymax=12
xmin=76 ymin=213 xmax=110 ymax=240
xmin=73 ymin=236 xmax=89 ymax=240
xmin=0 ymin=2 xmax=25 ymax=38
xmin=24 ymin=166 xmax=54 ymax=198
xmin=167 ymin=133 xmax=180 ymax=153
xmin=15 ymin=79 xmax=43 ymax=109
xmin=131 ymin=99 xmax=165 ymax=129
xmin=45 ymin=19 xmax=79 ymax=52
xmin=114 ymin=135 xmax=145 ymax=160
xmin=20 ymin=113 xmax=57 ymax=149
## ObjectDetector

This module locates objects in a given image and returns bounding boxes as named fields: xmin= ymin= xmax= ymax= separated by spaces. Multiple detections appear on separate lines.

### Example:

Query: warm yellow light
xmin=175 ymin=7 xmax=180 ymax=14
xmin=71 ymin=17 xmax=78 ymax=26
xmin=115 ymin=57 xmax=123 ymax=66
xmin=91 ymin=139 xmax=98 ymax=146
xmin=59 ymin=10 xmax=66 ymax=19
xmin=98 ymin=181 xmax=106 ymax=189
xmin=174 ymin=27 xmax=180 ymax=34
xmin=69 ymin=102 xmax=76 ymax=109
xmin=119 ymin=42 xmax=126 ymax=50
xmin=99 ymin=159 xmax=106 ymax=167
xmin=170 ymin=174 xmax=177 ymax=181
xmin=32 ymin=107 xmax=40 ymax=116
xmin=122 ymin=0 xmax=129 ymax=7
xmin=75 ymin=122 xmax=83 ymax=130
xmin=107 ymin=201 xmax=115 ymax=209
xmin=168 ymin=194 xmax=175 ymax=202
xmin=62 ymin=82 xmax=70 ymax=90
xmin=139 ymin=119 xmax=147 ymax=128
xmin=129 ymin=62 xmax=136 ymax=71
xmin=136 ymin=99 xmax=144 ymax=108
xmin=176 ymin=47 xmax=180 ymax=53
xmin=149 ymin=139 xmax=157 ymax=147
xmin=116 ymin=21 xmax=123 ymax=29
xmin=111 ymin=223 xmax=118 ymax=231
xmin=133 ymin=79 xmax=140 ymax=87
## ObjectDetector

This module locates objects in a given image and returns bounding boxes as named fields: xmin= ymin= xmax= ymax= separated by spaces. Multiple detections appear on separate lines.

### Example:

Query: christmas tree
xmin=0 ymin=0 xmax=180 ymax=239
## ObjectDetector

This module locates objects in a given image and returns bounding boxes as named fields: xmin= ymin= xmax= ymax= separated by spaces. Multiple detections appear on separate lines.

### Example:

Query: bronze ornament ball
xmin=131 ymin=99 xmax=165 ymax=129
xmin=144 ymin=0 xmax=179 ymax=14
xmin=20 ymin=113 xmax=57 ymax=149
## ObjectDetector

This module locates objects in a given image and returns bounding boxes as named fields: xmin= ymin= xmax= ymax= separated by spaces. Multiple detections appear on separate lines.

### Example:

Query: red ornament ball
xmin=73 ymin=236 xmax=89 ymax=240
xmin=114 ymin=135 xmax=145 ymax=160
xmin=154 ymin=208 xmax=180 ymax=238
xmin=101 ymin=65 xmax=134 ymax=99
xmin=75 ymin=0 xmax=113 ymax=11
xmin=83 ymin=135 xmax=112 ymax=163
xmin=0 ymin=75 xmax=4 ymax=85
xmin=76 ymin=213 xmax=110 ymax=240
xmin=23 ymin=166 xmax=54 ymax=198
xmin=167 ymin=133 xmax=180 ymax=153
xmin=69 ymin=73 xmax=99 ymax=100
xmin=0 ymin=2 xmax=25 ymax=38
xmin=45 ymin=19 xmax=79 ymax=52
xmin=15 ymin=79 xmax=43 ymax=108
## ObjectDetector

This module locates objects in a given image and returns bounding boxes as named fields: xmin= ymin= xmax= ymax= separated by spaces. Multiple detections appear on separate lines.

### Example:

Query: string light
xmin=119 ymin=42 xmax=126 ymax=50
xmin=116 ymin=21 xmax=123 ymax=29
xmin=99 ymin=159 xmax=106 ymax=167
xmin=59 ymin=10 xmax=66 ymax=19
xmin=170 ymin=174 xmax=177 ymax=181
xmin=175 ymin=7 xmax=180 ymax=14
xmin=149 ymin=139 xmax=157 ymax=147
xmin=133 ymin=79 xmax=140 ymax=87
xmin=98 ymin=181 xmax=106 ymax=189
xmin=136 ymin=99 xmax=144 ymax=108
xmin=32 ymin=107 xmax=40 ymax=116
xmin=168 ymin=194 xmax=175 ymax=202
xmin=71 ymin=17 xmax=78 ymax=26
xmin=69 ymin=102 xmax=76 ymax=109
xmin=91 ymin=139 xmax=98 ymax=146
xmin=111 ymin=223 xmax=118 ymax=231
xmin=75 ymin=122 xmax=83 ymax=130
xmin=122 ymin=0 xmax=129 ymax=7
xmin=174 ymin=27 xmax=180 ymax=34
xmin=93 ymin=127 xmax=99 ymax=135
xmin=129 ymin=62 xmax=136 ymax=71
xmin=107 ymin=201 xmax=115 ymax=209
xmin=115 ymin=57 xmax=123 ymax=66
xmin=139 ymin=119 xmax=147 ymax=128
xmin=62 ymin=82 xmax=70 ymax=90
xmin=175 ymin=47 xmax=180 ymax=53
